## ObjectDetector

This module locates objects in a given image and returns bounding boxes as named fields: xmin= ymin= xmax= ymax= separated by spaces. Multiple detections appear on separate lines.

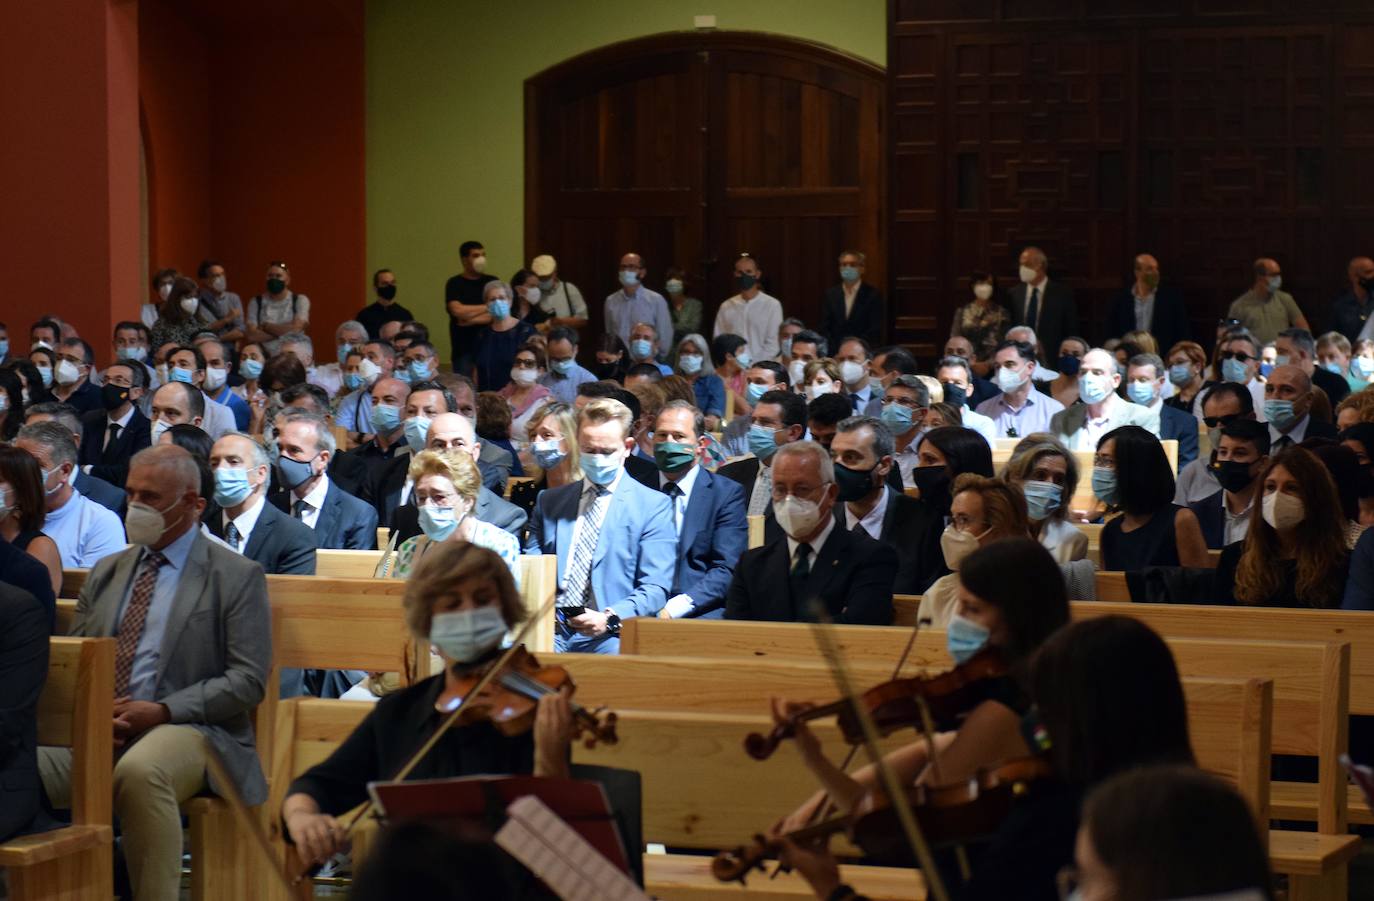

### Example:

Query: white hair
xmin=773 ymin=440 xmax=835 ymax=485
xmin=335 ymin=320 xmax=367 ymax=341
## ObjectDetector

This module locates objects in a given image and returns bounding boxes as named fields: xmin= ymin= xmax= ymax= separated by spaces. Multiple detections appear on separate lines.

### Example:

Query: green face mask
xmin=266 ymin=277 xmax=286 ymax=294
xmin=654 ymin=441 xmax=696 ymax=474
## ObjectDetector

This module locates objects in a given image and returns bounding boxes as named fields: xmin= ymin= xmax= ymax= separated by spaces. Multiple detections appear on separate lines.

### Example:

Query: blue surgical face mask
xmin=678 ymin=354 xmax=703 ymax=375
xmin=36 ymin=365 xmax=52 ymax=387
xmin=1091 ymin=466 xmax=1120 ymax=506
xmin=337 ymin=343 xmax=354 ymax=366
xmin=1322 ymin=361 xmax=1344 ymax=375
xmin=343 ymin=372 xmax=364 ymax=391
xmin=429 ymin=606 xmax=506 ymax=663
xmin=839 ymin=265 xmax=860 ymax=283
xmin=169 ymin=366 xmax=195 ymax=384
xmin=418 ymin=503 xmax=460 ymax=542
xmin=403 ymin=415 xmax=432 ymax=452
xmin=630 ymin=339 xmax=653 ymax=360
xmin=240 ymin=358 xmax=263 ymax=380
xmin=550 ymin=358 xmax=575 ymax=376
xmin=581 ymin=450 xmax=622 ymax=485
xmin=1167 ymin=363 xmax=1192 ymax=386
xmin=780 ymin=338 xmax=793 ymax=359
xmin=213 ymin=467 xmax=255 ymax=507
xmin=1267 ymin=275 xmax=1282 ymax=293
xmin=619 ymin=270 xmax=640 ymax=288
xmin=1221 ymin=358 xmax=1249 ymax=384
xmin=117 ymin=345 xmax=148 ymax=363
xmin=1126 ymin=380 xmax=1156 ymax=406
xmin=408 ymin=359 xmax=432 ymax=382
xmin=746 ymin=382 xmax=768 ymax=405
xmin=1264 ymin=398 xmax=1298 ymax=431
xmin=531 ymin=438 xmax=567 ymax=470
xmin=370 ymin=403 xmax=402 ymax=434
xmin=1259 ymin=362 xmax=1274 ymax=378
xmin=0 ymin=339 xmax=8 ymax=358
xmin=1078 ymin=373 xmax=1114 ymax=405
xmin=488 ymin=300 xmax=511 ymax=320
xmin=747 ymin=424 xmax=779 ymax=460
xmin=1355 ymin=357 xmax=1374 ymax=378
xmin=946 ymin=611 xmax=991 ymax=665
xmin=1021 ymin=479 xmax=1062 ymax=522
xmin=880 ymin=401 xmax=915 ymax=431
xmin=734 ymin=350 xmax=753 ymax=369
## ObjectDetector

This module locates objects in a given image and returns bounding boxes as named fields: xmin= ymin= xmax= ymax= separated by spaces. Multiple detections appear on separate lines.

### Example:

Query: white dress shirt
xmin=291 ymin=475 xmax=331 ymax=530
xmin=845 ymin=485 xmax=889 ymax=542
xmin=222 ymin=494 xmax=267 ymax=553
xmin=714 ymin=292 xmax=783 ymax=360
xmin=658 ymin=463 xmax=701 ymax=538
xmin=786 ymin=513 xmax=837 ymax=567
xmin=1268 ymin=415 xmax=1310 ymax=451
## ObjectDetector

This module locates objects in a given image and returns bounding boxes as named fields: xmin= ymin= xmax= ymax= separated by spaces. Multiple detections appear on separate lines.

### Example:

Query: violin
xmin=712 ymin=756 xmax=1052 ymax=883
xmin=744 ymin=646 xmax=1009 ymax=761
xmin=435 ymin=644 xmax=618 ymax=748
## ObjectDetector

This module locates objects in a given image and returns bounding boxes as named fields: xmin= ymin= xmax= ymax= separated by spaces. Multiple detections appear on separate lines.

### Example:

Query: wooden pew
xmin=60 ymin=567 xmax=89 ymax=599
xmin=315 ymin=549 xmax=386 ymax=579
xmin=1071 ymin=600 xmax=1374 ymax=825
xmin=747 ymin=514 xmax=765 ymax=549
xmin=0 ymin=637 xmax=115 ymax=901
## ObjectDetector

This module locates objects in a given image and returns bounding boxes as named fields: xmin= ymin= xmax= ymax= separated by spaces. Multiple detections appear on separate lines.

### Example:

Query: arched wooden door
xmin=525 ymin=32 xmax=885 ymax=344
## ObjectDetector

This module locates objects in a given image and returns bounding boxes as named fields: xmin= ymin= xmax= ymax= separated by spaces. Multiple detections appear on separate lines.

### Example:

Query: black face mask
xmin=834 ymin=462 xmax=879 ymax=502
xmin=376 ymin=284 xmax=397 ymax=302
xmin=1210 ymin=459 xmax=1256 ymax=493
xmin=266 ymin=277 xmax=287 ymax=294
xmin=101 ymin=383 xmax=131 ymax=412
xmin=1359 ymin=465 xmax=1374 ymax=500
xmin=911 ymin=465 xmax=951 ymax=512
xmin=593 ymin=361 xmax=620 ymax=379
xmin=941 ymin=382 xmax=967 ymax=408
xmin=1361 ymin=277 xmax=1374 ymax=294
xmin=736 ymin=274 xmax=758 ymax=291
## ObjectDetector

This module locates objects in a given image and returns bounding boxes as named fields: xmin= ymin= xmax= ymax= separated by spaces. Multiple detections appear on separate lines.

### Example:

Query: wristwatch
xmin=604 ymin=610 xmax=622 ymax=634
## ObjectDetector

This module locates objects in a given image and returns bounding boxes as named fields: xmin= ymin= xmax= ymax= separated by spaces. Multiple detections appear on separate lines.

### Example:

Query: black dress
xmin=11 ymin=529 xmax=44 ymax=553
xmin=1100 ymin=507 xmax=1180 ymax=572
xmin=287 ymin=671 xmax=535 ymax=818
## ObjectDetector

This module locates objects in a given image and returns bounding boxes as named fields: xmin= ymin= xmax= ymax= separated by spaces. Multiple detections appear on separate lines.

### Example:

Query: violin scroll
xmin=711 ymin=836 xmax=772 ymax=883
xmin=575 ymin=707 xmax=618 ymax=749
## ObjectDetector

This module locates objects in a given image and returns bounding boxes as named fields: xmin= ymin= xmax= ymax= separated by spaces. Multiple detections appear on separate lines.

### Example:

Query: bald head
xmin=129 ymin=444 xmax=202 ymax=496
xmin=426 ymin=411 xmax=480 ymax=462
xmin=1267 ymin=364 xmax=1310 ymax=395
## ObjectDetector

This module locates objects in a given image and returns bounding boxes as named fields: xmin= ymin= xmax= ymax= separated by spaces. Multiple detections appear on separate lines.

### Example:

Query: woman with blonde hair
xmin=1001 ymin=434 xmax=1087 ymax=562
xmin=801 ymin=359 xmax=843 ymax=402
xmin=1215 ymin=446 xmax=1349 ymax=607
xmin=509 ymin=402 xmax=582 ymax=517
xmin=916 ymin=474 xmax=1031 ymax=628
xmin=391 ymin=450 xmax=520 ymax=580
xmin=1163 ymin=340 xmax=1211 ymax=420
xmin=281 ymin=542 xmax=574 ymax=867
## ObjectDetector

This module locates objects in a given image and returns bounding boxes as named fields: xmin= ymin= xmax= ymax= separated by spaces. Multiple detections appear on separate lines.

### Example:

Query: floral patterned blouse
xmin=950 ymin=301 xmax=1012 ymax=362
xmin=389 ymin=519 xmax=521 ymax=585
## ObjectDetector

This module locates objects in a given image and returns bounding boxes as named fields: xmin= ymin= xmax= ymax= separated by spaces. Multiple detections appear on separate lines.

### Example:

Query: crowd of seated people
xmin=5 ymin=243 xmax=1374 ymax=898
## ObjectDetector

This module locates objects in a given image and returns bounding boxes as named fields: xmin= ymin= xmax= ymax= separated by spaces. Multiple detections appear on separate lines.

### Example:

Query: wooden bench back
xmin=266 ymin=575 xmax=424 ymax=681
xmin=315 ymin=549 xmax=386 ymax=580
xmin=37 ymin=637 xmax=115 ymax=827
xmin=60 ymin=567 xmax=89 ymax=599
xmin=747 ymin=514 xmax=765 ymax=549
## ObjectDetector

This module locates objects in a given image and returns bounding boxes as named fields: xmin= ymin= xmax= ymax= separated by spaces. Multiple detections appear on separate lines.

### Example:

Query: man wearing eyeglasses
xmin=1173 ymin=382 xmax=1257 ymax=506
xmin=1215 ymin=331 xmax=1269 ymax=424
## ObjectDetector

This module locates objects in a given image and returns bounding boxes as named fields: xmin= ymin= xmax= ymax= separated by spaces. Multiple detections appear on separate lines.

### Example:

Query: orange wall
xmin=138 ymin=0 xmax=366 ymax=352
xmin=0 ymin=0 xmax=140 ymax=357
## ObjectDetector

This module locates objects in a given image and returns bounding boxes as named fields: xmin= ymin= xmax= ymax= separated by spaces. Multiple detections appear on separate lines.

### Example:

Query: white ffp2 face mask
xmin=774 ymin=494 xmax=823 ymax=540
xmin=1261 ymin=490 xmax=1305 ymax=531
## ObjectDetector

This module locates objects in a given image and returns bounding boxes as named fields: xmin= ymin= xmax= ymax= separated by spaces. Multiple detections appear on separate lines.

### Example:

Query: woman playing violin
xmin=778 ymin=614 xmax=1196 ymax=900
xmin=281 ymin=543 xmax=574 ymax=867
xmin=774 ymin=538 xmax=1070 ymax=835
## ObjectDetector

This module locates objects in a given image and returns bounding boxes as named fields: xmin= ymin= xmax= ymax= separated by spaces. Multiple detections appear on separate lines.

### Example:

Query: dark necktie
xmin=293 ymin=498 xmax=309 ymax=520
xmin=662 ymin=482 xmax=683 ymax=537
xmin=105 ymin=421 xmax=122 ymax=452
xmin=789 ymin=543 xmax=813 ymax=612
xmin=1026 ymin=286 xmax=1040 ymax=331
xmin=225 ymin=522 xmax=242 ymax=552
xmin=850 ymin=393 xmax=862 ymax=411
xmin=1274 ymin=435 xmax=1292 ymax=452
xmin=114 ymin=551 xmax=167 ymax=696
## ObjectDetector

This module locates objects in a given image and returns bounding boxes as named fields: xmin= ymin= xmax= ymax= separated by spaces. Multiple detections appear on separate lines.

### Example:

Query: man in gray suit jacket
xmin=40 ymin=445 xmax=271 ymax=901
xmin=1048 ymin=348 xmax=1160 ymax=451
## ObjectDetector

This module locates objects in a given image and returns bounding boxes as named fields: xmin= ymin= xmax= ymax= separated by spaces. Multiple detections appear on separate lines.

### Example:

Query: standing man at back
xmin=41 ymin=445 xmax=271 ymax=901
xmin=443 ymin=240 xmax=497 ymax=376
xmin=822 ymin=251 xmax=884 ymax=350
xmin=604 ymin=252 xmax=672 ymax=355
xmin=714 ymin=253 xmax=783 ymax=363
xmin=1006 ymin=246 xmax=1079 ymax=365
xmin=1228 ymin=258 xmax=1309 ymax=345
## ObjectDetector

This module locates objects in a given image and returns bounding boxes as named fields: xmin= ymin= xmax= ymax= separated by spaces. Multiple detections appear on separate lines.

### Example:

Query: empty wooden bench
xmin=0 ymin=637 xmax=114 ymax=901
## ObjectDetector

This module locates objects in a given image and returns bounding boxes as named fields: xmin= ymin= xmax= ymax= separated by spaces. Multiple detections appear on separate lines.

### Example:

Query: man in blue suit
xmin=651 ymin=400 xmax=748 ymax=619
xmin=524 ymin=398 xmax=676 ymax=653
xmin=269 ymin=411 xmax=378 ymax=549
xmin=1124 ymin=353 xmax=1199 ymax=470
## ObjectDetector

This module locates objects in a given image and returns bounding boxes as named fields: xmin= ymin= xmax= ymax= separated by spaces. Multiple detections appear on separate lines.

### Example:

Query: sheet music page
xmin=494 ymin=795 xmax=649 ymax=901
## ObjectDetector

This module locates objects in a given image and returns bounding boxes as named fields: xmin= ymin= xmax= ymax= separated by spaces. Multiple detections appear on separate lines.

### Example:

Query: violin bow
xmin=804 ymin=600 xmax=952 ymax=901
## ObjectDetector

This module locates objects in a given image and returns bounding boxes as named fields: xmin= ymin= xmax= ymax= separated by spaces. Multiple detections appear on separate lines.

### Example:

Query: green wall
xmin=365 ymin=0 xmax=886 ymax=360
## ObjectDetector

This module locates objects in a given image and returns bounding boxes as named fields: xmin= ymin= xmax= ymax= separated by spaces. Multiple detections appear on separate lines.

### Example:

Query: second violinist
xmin=772 ymin=538 xmax=1069 ymax=835
xmin=280 ymin=542 xmax=575 ymax=867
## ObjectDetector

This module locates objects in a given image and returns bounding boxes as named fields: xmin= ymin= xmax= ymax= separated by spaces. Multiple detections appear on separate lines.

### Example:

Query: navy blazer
xmin=0 ymin=583 xmax=56 ymax=842
xmin=270 ymin=480 xmax=378 ymax=550
xmin=724 ymin=521 xmax=897 ymax=625
xmin=79 ymin=406 xmax=150 ymax=485
xmin=837 ymin=487 xmax=947 ymax=594
xmin=208 ymin=498 xmax=317 ymax=575
xmin=662 ymin=467 xmax=748 ymax=617
xmin=1187 ymin=489 xmax=1228 ymax=550
xmin=1006 ymin=281 xmax=1079 ymax=365
xmin=523 ymin=473 xmax=676 ymax=619
xmin=822 ymin=282 xmax=885 ymax=350
xmin=1104 ymin=285 xmax=1189 ymax=352
xmin=1158 ymin=403 xmax=1199 ymax=470
xmin=73 ymin=469 xmax=127 ymax=517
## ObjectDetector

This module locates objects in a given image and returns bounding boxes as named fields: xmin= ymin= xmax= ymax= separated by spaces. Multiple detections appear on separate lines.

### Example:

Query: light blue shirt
xmin=43 ymin=489 xmax=127 ymax=568
xmin=604 ymin=287 xmax=673 ymax=351
xmin=539 ymin=363 xmax=598 ymax=405
xmin=335 ymin=386 xmax=374 ymax=432
xmin=974 ymin=389 xmax=1065 ymax=438
xmin=115 ymin=526 xmax=199 ymax=701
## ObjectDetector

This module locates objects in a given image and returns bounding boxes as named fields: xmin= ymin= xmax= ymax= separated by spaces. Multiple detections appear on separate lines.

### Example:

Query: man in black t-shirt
xmin=356 ymin=268 xmax=414 ymax=339
xmin=443 ymin=240 xmax=497 ymax=376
